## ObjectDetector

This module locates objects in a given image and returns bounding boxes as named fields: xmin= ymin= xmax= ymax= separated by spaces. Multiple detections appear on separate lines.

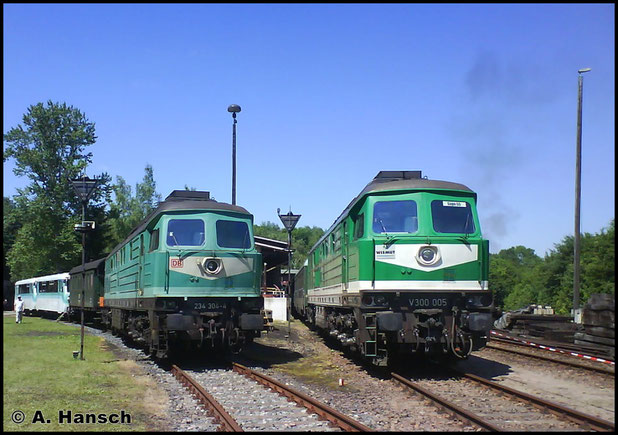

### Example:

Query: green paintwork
xmin=306 ymin=187 xmax=489 ymax=290
xmin=104 ymin=209 xmax=262 ymax=302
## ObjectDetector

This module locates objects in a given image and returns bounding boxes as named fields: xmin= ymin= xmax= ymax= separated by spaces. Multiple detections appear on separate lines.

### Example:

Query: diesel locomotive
xmin=16 ymin=190 xmax=264 ymax=358
xmin=100 ymin=190 xmax=263 ymax=357
xmin=293 ymin=171 xmax=494 ymax=365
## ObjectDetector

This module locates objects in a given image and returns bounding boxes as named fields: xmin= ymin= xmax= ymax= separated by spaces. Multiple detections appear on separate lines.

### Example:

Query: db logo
xmin=171 ymin=259 xmax=183 ymax=268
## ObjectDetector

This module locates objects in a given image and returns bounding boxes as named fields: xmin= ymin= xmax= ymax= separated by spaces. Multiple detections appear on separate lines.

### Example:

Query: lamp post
xmin=228 ymin=104 xmax=241 ymax=205
xmin=573 ymin=68 xmax=590 ymax=314
xmin=71 ymin=175 xmax=100 ymax=360
xmin=278 ymin=208 xmax=301 ymax=337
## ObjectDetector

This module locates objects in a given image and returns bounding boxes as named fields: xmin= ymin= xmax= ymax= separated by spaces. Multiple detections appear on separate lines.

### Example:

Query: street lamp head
xmin=278 ymin=208 xmax=301 ymax=232
xmin=70 ymin=175 xmax=99 ymax=203
xmin=227 ymin=104 xmax=241 ymax=113
xmin=578 ymin=68 xmax=591 ymax=74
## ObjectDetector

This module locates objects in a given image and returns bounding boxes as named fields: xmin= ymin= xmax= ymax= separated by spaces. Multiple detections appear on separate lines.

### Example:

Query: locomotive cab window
xmin=431 ymin=200 xmax=476 ymax=234
xmin=167 ymin=219 xmax=205 ymax=246
xmin=216 ymin=220 xmax=251 ymax=249
xmin=372 ymin=200 xmax=418 ymax=234
xmin=149 ymin=229 xmax=160 ymax=252
xmin=354 ymin=214 xmax=365 ymax=239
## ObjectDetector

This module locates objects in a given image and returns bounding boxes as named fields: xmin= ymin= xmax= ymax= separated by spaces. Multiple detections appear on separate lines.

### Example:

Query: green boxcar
xmin=294 ymin=171 xmax=493 ymax=365
xmin=101 ymin=190 xmax=263 ymax=357
xmin=69 ymin=258 xmax=106 ymax=320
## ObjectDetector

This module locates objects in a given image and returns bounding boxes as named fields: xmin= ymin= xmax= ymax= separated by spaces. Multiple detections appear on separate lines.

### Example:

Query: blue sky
xmin=3 ymin=4 xmax=615 ymax=256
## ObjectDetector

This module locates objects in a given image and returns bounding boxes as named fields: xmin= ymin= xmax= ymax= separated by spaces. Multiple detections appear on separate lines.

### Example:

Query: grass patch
xmin=272 ymin=354 xmax=345 ymax=389
xmin=267 ymin=320 xmax=356 ymax=391
xmin=3 ymin=316 xmax=164 ymax=431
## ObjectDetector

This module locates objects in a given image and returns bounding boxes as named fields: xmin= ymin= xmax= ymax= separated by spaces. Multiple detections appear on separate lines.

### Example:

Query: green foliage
xmin=3 ymin=101 xmax=100 ymax=211
xmin=491 ymin=219 xmax=615 ymax=314
xmin=3 ymin=101 xmax=110 ymax=280
xmin=254 ymin=221 xmax=325 ymax=269
xmin=105 ymin=165 xmax=162 ymax=252
xmin=3 ymin=197 xmax=21 ymax=278
xmin=489 ymin=246 xmax=542 ymax=310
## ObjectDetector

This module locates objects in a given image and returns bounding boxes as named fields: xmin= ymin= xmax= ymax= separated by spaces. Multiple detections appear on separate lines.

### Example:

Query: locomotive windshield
xmin=372 ymin=200 xmax=418 ymax=233
xmin=431 ymin=200 xmax=476 ymax=234
xmin=216 ymin=220 xmax=251 ymax=249
xmin=166 ymin=219 xmax=205 ymax=246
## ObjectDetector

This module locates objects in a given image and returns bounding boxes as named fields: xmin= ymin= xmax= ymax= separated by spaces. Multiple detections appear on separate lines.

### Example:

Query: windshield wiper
xmin=458 ymin=213 xmax=472 ymax=243
xmin=169 ymin=232 xmax=185 ymax=257
xmin=169 ymin=231 xmax=180 ymax=246
xmin=378 ymin=218 xmax=388 ymax=235
xmin=378 ymin=218 xmax=399 ymax=247
xmin=241 ymin=229 xmax=249 ymax=253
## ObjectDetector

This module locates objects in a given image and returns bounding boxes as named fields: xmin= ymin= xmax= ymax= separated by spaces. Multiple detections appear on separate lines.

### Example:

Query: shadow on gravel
xmin=449 ymin=354 xmax=513 ymax=380
xmin=234 ymin=341 xmax=304 ymax=368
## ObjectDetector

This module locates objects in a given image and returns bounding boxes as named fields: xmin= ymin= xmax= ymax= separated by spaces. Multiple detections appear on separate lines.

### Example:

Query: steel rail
xmin=390 ymin=372 xmax=502 ymax=432
xmin=456 ymin=370 xmax=615 ymax=432
xmin=170 ymin=365 xmax=243 ymax=432
xmin=486 ymin=342 xmax=615 ymax=375
xmin=231 ymin=362 xmax=373 ymax=432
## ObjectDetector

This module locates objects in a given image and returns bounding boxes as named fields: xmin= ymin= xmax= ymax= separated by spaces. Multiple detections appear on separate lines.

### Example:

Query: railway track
xmin=392 ymin=365 xmax=615 ymax=432
xmin=170 ymin=363 xmax=372 ymax=432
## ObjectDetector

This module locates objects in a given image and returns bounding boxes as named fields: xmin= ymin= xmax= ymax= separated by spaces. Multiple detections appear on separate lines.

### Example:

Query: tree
xmin=489 ymin=246 xmax=542 ymax=310
xmin=490 ymin=220 xmax=615 ymax=315
xmin=253 ymin=222 xmax=325 ymax=268
xmin=4 ymin=101 xmax=109 ymax=280
xmin=105 ymin=165 xmax=162 ymax=251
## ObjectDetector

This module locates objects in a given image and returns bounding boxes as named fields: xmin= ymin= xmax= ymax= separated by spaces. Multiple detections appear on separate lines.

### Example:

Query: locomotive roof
xmin=106 ymin=191 xmax=252 ymax=258
xmin=68 ymin=258 xmax=106 ymax=275
xmin=313 ymin=171 xmax=476 ymax=250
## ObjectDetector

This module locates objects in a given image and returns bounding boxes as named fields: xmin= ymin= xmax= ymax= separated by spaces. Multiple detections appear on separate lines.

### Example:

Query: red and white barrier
xmin=490 ymin=330 xmax=615 ymax=367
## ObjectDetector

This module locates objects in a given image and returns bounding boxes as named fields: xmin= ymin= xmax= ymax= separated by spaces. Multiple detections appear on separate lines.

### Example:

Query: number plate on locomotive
xmin=408 ymin=295 xmax=451 ymax=309
xmin=181 ymin=298 xmax=228 ymax=312
xmin=193 ymin=302 xmax=227 ymax=311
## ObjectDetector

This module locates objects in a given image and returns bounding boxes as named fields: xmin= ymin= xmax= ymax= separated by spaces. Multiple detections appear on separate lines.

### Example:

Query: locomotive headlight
xmin=361 ymin=295 xmax=374 ymax=306
xmin=202 ymin=258 xmax=222 ymax=275
xmin=374 ymin=295 xmax=387 ymax=306
xmin=417 ymin=246 xmax=440 ymax=266
xmin=466 ymin=294 xmax=492 ymax=308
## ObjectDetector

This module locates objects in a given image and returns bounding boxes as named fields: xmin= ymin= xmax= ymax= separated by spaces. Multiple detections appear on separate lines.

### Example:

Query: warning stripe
xmin=490 ymin=330 xmax=615 ymax=366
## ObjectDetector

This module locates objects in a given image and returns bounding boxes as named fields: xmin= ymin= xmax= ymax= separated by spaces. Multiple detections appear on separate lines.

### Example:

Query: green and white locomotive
xmin=293 ymin=171 xmax=493 ymax=365
xmin=99 ymin=190 xmax=264 ymax=357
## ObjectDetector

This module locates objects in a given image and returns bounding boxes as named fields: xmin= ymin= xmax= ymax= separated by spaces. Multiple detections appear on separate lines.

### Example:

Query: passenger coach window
xmin=372 ymin=201 xmax=418 ymax=234
xmin=216 ymin=220 xmax=251 ymax=249
xmin=167 ymin=219 xmax=205 ymax=246
xmin=431 ymin=200 xmax=475 ymax=234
